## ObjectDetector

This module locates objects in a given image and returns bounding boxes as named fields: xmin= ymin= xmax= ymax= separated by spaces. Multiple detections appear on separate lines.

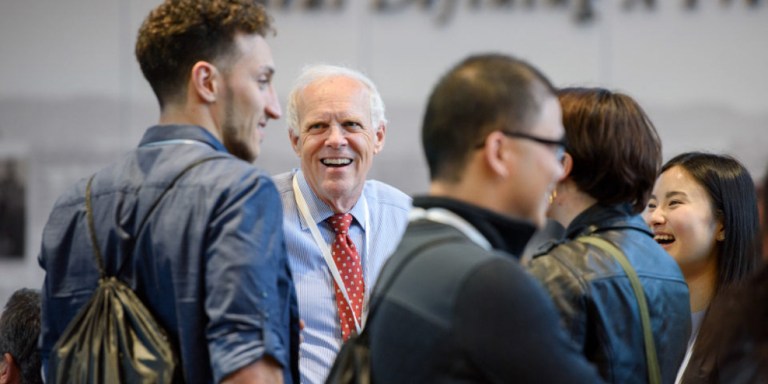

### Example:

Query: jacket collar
xmin=139 ymin=125 xmax=227 ymax=153
xmin=412 ymin=196 xmax=536 ymax=257
xmin=565 ymin=202 xmax=653 ymax=239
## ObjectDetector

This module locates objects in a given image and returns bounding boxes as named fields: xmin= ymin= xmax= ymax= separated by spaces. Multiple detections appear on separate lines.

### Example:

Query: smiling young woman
xmin=644 ymin=151 xmax=762 ymax=383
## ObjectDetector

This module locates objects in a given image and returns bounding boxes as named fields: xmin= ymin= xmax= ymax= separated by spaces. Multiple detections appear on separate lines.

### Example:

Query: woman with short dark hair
xmin=527 ymin=87 xmax=691 ymax=384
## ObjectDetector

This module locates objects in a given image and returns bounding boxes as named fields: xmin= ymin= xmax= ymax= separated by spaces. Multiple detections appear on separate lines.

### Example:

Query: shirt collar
xmin=294 ymin=169 xmax=368 ymax=231
xmin=139 ymin=125 xmax=226 ymax=153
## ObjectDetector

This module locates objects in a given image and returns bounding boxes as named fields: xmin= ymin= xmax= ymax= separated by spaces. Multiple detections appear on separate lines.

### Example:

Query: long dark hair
xmin=686 ymin=263 xmax=768 ymax=382
xmin=661 ymin=152 xmax=762 ymax=294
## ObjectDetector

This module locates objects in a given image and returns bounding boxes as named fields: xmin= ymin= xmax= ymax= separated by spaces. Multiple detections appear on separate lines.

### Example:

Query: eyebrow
xmin=649 ymin=191 xmax=687 ymax=201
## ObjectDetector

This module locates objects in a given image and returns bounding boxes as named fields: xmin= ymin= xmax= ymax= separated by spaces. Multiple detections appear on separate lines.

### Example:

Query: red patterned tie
xmin=327 ymin=213 xmax=365 ymax=341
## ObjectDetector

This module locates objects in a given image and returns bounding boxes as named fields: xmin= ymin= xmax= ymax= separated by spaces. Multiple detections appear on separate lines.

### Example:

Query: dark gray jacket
xmin=528 ymin=203 xmax=691 ymax=384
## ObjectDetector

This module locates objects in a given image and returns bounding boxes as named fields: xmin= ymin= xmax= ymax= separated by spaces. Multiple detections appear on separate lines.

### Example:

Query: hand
xmin=219 ymin=355 xmax=283 ymax=384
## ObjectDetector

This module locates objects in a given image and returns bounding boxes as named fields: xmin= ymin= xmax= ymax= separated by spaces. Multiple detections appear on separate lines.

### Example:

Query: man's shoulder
xmin=363 ymin=179 xmax=411 ymax=210
xmin=204 ymin=157 xmax=273 ymax=186
xmin=397 ymin=222 xmax=510 ymax=274
xmin=271 ymin=170 xmax=295 ymax=194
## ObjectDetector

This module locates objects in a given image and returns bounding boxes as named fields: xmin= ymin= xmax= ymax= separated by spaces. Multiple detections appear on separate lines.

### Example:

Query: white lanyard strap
xmin=408 ymin=207 xmax=492 ymax=251
xmin=292 ymin=174 xmax=369 ymax=333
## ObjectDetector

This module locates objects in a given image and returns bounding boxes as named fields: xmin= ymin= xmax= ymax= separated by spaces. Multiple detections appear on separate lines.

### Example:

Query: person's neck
xmin=159 ymin=102 xmax=220 ymax=140
xmin=430 ymin=179 xmax=503 ymax=216
xmin=683 ymin=261 xmax=718 ymax=313
xmin=319 ymin=195 xmax=359 ymax=214
xmin=550 ymin=182 xmax=597 ymax=229
xmin=309 ymin=183 xmax=363 ymax=214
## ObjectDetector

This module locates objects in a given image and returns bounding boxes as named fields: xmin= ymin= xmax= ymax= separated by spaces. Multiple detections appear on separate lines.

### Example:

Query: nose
xmin=646 ymin=207 xmax=665 ymax=227
xmin=266 ymin=86 xmax=282 ymax=119
xmin=325 ymin=124 xmax=348 ymax=149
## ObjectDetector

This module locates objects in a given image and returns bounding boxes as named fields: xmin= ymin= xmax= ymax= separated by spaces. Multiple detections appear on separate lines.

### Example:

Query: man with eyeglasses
xmin=362 ymin=54 xmax=605 ymax=383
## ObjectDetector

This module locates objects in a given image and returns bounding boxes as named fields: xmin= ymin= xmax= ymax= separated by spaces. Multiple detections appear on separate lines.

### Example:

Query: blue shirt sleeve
xmin=204 ymin=173 xmax=294 ymax=383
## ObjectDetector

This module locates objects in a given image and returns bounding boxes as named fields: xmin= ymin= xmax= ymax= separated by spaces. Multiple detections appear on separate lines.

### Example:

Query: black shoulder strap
xmin=85 ymin=156 xmax=226 ymax=278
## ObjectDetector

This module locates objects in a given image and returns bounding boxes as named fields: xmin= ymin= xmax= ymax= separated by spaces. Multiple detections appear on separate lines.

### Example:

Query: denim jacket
xmin=39 ymin=125 xmax=300 ymax=383
xmin=528 ymin=203 xmax=691 ymax=384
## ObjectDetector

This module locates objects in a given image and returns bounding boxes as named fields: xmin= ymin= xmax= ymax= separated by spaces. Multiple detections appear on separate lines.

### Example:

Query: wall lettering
xmin=260 ymin=0 xmax=764 ymax=24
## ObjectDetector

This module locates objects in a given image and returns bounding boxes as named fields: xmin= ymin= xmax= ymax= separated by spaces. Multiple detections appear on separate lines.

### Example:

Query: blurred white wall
xmin=1 ymin=0 xmax=767 ymax=304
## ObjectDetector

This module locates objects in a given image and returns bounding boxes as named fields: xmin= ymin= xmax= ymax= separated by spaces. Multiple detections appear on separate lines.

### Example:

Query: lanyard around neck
xmin=292 ymin=173 xmax=370 ymax=333
xmin=408 ymin=207 xmax=492 ymax=251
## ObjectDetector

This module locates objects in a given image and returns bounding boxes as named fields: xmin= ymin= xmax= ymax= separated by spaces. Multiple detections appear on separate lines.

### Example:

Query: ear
xmin=373 ymin=123 xmax=386 ymax=155
xmin=0 ymin=353 xmax=16 ymax=384
xmin=716 ymin=222 xmax=725 ymax=242
xmin=561 ymin=152 xmax=574 ymax=180
xmin=289 ymin=129 xmax=301 ymax=156
xmin=483 ymin=131 xmax=510 ymax=178
xmin=190 ymin=61 xmax=219 ymax=103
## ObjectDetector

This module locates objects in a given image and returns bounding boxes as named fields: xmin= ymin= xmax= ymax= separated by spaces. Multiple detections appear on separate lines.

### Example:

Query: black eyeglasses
xmin=476 ymin=130 xmax=567 ymax=161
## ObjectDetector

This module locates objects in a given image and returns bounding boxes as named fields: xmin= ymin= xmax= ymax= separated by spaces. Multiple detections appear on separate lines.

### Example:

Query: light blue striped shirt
xmin=273 ymin=169 xmax=411 ymax=384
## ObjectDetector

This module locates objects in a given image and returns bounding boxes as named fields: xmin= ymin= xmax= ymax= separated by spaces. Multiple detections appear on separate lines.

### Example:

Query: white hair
xmin=285 ymin=64 xmax=387 ymax=135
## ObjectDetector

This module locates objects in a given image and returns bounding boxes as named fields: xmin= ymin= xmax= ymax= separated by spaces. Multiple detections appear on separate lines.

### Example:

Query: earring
xmin=548 ymin=189 xmax=558 ymax=205
xmin=716 ymin=232 xmax=725 ymax=241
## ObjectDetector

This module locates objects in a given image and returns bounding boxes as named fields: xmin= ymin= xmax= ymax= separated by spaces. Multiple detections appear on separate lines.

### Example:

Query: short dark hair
xmin=422 ymin=53 xmax=556 ymax=182
xmin=135 ymin=0 xmax=274 ymax=107
xmin=662 ymin=152 xmax=761 ymax=294
xmin=0 ymin=289 xmax=42 ymax=384
xmin=558 ymin=88 xmax=661 ymax=213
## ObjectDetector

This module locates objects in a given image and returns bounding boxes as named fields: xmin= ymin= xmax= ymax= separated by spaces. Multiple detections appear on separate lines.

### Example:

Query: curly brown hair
xmin=135 ymin=0 xmax=273 ymax=108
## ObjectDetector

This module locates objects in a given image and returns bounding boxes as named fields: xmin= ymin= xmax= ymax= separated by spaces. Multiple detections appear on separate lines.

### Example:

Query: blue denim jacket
xmin=39 ymin=125 xmax=300 ymax=383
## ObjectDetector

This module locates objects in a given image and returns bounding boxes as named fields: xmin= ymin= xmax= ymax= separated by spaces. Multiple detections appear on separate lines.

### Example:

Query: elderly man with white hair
xmin=272 ymin=64 xmax=411 ymax=384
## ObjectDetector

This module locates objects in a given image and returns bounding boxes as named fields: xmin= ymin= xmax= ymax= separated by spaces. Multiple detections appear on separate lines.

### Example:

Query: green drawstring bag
xmin=48 ymin=276 xmax=178 ymax=383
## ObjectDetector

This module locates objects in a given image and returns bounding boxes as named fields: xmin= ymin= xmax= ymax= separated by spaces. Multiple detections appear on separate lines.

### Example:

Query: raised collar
xmin=412 ymin=196 xmax=536 ymax=257
xmin=565 ymin=202 xmax=653 ymax=239
xmin=293 ymin=169 xmax=368 ymax=232
xmin=139 ymin=125 xmax=226 ymax=153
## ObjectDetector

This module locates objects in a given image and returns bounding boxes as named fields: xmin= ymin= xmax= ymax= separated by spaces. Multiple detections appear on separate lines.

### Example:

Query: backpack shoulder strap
xmin=577 ymin=235 xmax=661 ymax=384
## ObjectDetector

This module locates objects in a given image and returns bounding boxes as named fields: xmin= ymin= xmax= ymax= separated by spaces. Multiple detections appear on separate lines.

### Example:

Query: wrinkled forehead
xmin=298 ymin=77 xmax=371 ymax=117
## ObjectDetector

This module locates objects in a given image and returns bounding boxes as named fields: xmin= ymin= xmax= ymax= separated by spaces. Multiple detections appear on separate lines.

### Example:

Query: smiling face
xmin=643 ymin=165 xmax=724 ymax=277
xmin=290 ymin=76 xmax=385 ymax=213
xmin=217 ymin=33 xmax=281 ymax=162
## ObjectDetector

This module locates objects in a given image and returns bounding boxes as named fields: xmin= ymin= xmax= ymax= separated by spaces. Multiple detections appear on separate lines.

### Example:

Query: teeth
xmin=322 ymin=158 xmax=352 ymax=165
xmin=654 ymin=234 xmax=675 ymax=243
